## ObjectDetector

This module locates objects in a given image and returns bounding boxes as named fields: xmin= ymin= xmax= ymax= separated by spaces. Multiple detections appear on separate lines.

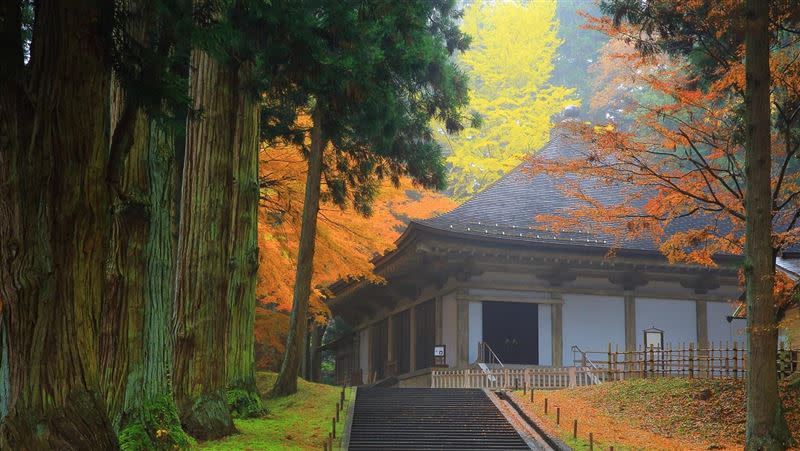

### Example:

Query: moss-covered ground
xmin=513 ymin=377 xmax=800 ymax=450
xmin=200 ymin=372 xmax=352 ymax=450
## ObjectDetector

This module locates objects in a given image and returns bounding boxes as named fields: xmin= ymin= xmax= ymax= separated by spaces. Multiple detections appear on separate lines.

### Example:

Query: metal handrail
xmin=478 ymin=341 xmax=504 ymax=368
xmin=571 ymin=345 xmax=602 ymax=384
xmin=571 ymin=345 xmax=601 ymax=370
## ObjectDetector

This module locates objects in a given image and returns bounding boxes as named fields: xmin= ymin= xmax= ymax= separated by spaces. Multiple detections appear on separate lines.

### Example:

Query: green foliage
xmin=119 ymin=395 xmax=195 ymax=451
xmin=226 ymin=388 xmax=266 ymax=419
xmin=320 ymin=357 xmax=336 ymax=385
xmin=443 ymin=0 xmax=576 ymax=200
xmin=274 ymin=0 xmax=471 ymax=209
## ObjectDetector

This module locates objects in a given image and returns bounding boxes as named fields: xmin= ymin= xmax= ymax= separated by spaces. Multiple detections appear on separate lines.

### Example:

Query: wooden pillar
xmin=435 ymin=296 xmax=443 ymax=344
xmin=409 ymin=306 xmax=417 ymax=371
xmin=310 ymin=325 xmax=323 ymax=382
xmin=551 ymin=293 xmax=563 ymax=367
xmin=696 ymin=300 xmax=708 ymax=347
xmin=624 ymin=292 xmax=636 ymax=351
xmin=457 ymin=298 xmax=469 ymax=367
xmin=366 ymin=325 xmax=374 ymax=380
xmin=300 ymin=320 xmax=309 ymax=379
xmin=387 ymin=315 xmax=395 ymax=367
xmin=353 ymin=330 xmax=360 ymax=380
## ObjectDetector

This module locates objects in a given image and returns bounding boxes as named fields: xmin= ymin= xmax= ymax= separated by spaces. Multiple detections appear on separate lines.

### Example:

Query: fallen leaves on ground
xmin=512 ymin=377 xmax=800 ymax=450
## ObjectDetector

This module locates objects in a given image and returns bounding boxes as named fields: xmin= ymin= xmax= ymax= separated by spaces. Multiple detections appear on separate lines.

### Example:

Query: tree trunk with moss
xmin=102 ymin=82 xmax=192 ymax=450
xmin=225 ymin=63 xmax=264 ymax=419
xmin=172 ymin=48 xmax=237 ymax=440
xmin=99 ymin=2 xmax=191 ymax=446
xmin=272 ymin=107 xmax=325 ymax=397
xmin=743 ymin=1 xmax=791 ymax=449
xmin=0 ymin=1 xmax=118 ymax=448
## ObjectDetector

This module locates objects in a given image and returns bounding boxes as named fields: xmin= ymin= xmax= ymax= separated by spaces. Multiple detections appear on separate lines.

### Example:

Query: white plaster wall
xmin=562 ymin=294 xmax=625 ymax=366
xmin=442 ymin=293 xmax=458 ymax=366
xmin=707 ymin=301 xmax=746 ymax=347
xmin=468 ymin=301 xmax=482 ymax=363
xmin=359 ymin=328 xmax=369 ymax=374
xmin=538 ymin=304 xmax=552 ymax=366
xmin=635 ymin=297 xmax=697 ymax=347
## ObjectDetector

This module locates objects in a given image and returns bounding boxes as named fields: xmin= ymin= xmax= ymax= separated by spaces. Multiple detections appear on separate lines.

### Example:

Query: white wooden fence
xmin=430 ymin=366 xmax=604 ymax=389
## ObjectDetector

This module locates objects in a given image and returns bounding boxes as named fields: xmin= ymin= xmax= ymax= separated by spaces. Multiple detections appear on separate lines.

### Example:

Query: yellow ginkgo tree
xmin=444 ymin=0 xmax=576 ymax=200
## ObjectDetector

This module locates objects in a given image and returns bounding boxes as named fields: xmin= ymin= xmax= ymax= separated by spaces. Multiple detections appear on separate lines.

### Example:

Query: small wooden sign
xmin=433 ymin=344 xmax=446 ymax=366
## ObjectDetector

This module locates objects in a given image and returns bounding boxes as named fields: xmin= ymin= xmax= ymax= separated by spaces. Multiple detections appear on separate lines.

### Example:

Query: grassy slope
xmin=514 ymin=377 xmax=800 ymax=450
xmin=200 ymin=372 xmax=352 ymax=451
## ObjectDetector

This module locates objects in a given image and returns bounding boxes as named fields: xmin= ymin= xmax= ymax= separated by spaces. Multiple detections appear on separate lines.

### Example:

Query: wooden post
xmin=649 ymin=345 xmax=655 ymax=378
xmin=725 ymin=341 xmax=730 ymax=377
xmin=640 ymin=345 xmax=646 ymax=378
xmin=336 ymin=403 xmax=340 ymax=422
xmin=525 ymin=367 xmax=531 ymax=392
xmin=556 ymin=406 xmax=560 ymax=425
xmin=544 ymin=397 xmax=548 ymax=414
xmin=573 ymin=419 xmax=578 ymax=439
xmin=589 ymin=432 xmax=594 ymax=451
xmin=733 ymin=342 xmax=739 ymax=379
xmin=607 ymin=343 xmax=613 ymax=381
xmin=530 ymin=387 xmax=534 ymax=403
xmin=688 ymin=343 xmax=694 ymax=379
xmin=332 ymin=417 xmax=336 ymax=438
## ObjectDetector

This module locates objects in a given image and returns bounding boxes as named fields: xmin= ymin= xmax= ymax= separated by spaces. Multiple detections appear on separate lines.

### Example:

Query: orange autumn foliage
xmin=254 ymin=307 xmax=289 ymax=371
xmin=527 ymin=10 xmax=800 ymax=308
xmin=257 ymin=119 xmax=457 ymax=319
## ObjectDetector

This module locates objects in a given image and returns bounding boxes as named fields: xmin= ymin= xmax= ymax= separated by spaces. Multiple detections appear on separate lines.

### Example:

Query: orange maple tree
xmin=255 ymin=117 xmax=456 ymax=369
xmin=527 ymin=29 xmax=800 ymax=271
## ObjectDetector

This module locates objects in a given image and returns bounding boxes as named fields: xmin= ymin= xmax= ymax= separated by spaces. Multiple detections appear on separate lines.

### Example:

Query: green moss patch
xmin=119 ymin=395 xmax=195 ymax=451
xmin=200 ymin=372 xmax=352 ymax=451
xmin=226 ymin=387 xmax=266 ymax=419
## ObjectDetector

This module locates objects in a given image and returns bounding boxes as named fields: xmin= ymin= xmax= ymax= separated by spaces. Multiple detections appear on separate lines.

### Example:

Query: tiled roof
xmin=417 ymin=128 xmax=733 ymax=253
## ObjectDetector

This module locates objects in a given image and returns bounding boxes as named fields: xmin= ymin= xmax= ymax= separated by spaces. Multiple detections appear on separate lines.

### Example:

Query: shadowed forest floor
xmin=513 ymin=377 xmax=800 ymax=450
xmin=200 ymin=373 xmax=351 ymax=450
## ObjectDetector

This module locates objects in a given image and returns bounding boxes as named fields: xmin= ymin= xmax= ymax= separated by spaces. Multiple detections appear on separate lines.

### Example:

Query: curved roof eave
xmin=327 ymin=219 xmax=742 ymax=302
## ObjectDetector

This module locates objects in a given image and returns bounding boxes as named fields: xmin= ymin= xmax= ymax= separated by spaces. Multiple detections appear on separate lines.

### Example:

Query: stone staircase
xmin=347 ymin=388 xmax=532 ymax=450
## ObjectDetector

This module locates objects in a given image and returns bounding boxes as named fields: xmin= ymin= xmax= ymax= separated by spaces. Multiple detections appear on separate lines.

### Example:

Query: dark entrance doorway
xmin=482 ymin=301 xmax=538 ymax=364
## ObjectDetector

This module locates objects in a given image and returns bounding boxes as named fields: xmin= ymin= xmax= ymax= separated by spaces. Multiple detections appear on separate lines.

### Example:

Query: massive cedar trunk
xmin=102 ymin=85 xmax=190 ymax=448
xmin=172 ymin=48 xmax=236 ymax=440
xmin=0 ymin=1 xmax=118 ymax=448
xmin=99 ymin=3 xmax=190 ymax=446
xmin=743 ymin=1 xmax=791 ymax=449
xmin=272 ymin=107 xmax=325 ymax=397
xmin=225 ymin=63 xmax=264 ymax=418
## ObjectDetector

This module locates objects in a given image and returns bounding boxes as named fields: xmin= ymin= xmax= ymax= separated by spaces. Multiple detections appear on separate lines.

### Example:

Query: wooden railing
xmin=431 ymin=366 xmax=604 ymax=389
xmin=575 ymin=342 xmax=799 ymax=381
xmin=431 ymin=343 xmax=799 ymax=389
